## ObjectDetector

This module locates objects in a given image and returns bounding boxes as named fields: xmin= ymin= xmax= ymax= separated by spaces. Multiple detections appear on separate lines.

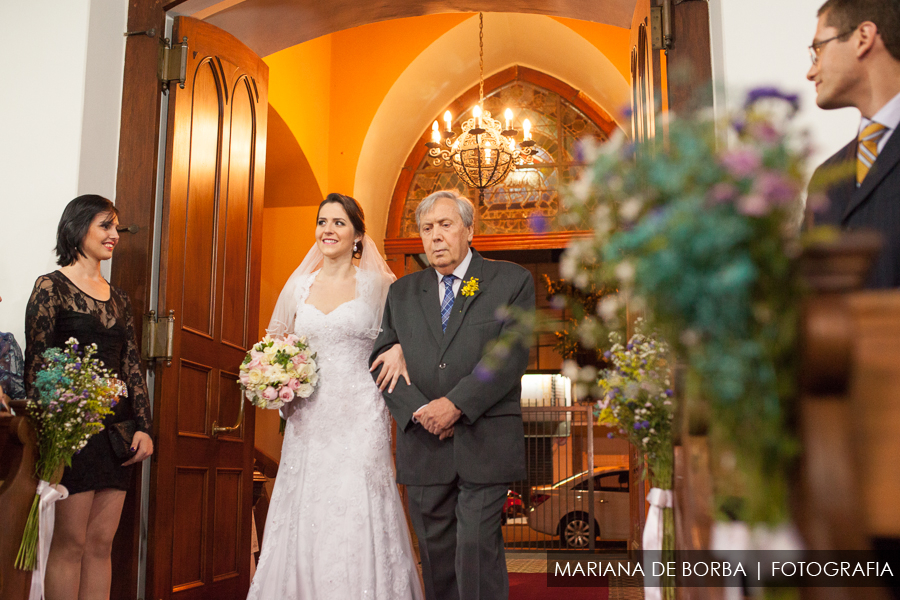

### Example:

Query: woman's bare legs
xmin=79 ymin=489 xmax=126 ymax=600
xmin=44 ymin=489 xmax=127 ymax=600
xmin=45 ymin=491 xmax=94 ymax=600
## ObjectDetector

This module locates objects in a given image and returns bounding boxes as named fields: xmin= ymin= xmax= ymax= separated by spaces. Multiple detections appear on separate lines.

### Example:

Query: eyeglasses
xmin=808 ymin=30 xmax=854 ymax=65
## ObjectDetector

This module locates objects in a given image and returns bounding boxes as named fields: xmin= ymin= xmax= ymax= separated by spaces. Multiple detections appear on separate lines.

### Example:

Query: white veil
xmin=266 ymin=233 xmax=396 ymax=340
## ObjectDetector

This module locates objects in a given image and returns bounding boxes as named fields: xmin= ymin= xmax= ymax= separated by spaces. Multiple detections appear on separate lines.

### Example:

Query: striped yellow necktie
xmin=857 ymin=121 xmax=888 ymax=184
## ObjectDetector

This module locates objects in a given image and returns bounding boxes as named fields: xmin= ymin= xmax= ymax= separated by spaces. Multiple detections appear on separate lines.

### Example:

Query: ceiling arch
xmin=172 ymin=0 xmax=637 ymax=57
xmin=350 ymin=12 xmax=630 ymax=244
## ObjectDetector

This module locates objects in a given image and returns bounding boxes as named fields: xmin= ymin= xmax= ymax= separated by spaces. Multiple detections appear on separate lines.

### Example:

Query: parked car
xmin=527 ymin=466 xmax=630 ymax=548
xmin=501 ymin=489 xmax=525 ymax=525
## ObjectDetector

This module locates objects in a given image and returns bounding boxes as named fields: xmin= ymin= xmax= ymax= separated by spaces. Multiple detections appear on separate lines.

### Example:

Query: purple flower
xmin=607 ymin=432 xmax=615 ymax=439
xmin=720 ymin=148 xmax=761 ymax=179
xmin=474 ymin=364 xmax=495 ymax=383
xmin=665 ymin=389 xmax=674 ymax=397
xmin=626 ymin=343 xmax=633 ymax=351
xmin=642 ymin=420 xmax=651 ymax=429
xmin=744 ymin=87 xmax=800 ymax=113
xmin=633 ymin=423 xmax=642 ymax=431
xmin=603 ymin=351 xmax=612 ymax=360
xmin=528 ymin=212 xmax=549 ymax=234
xmin=755 ymin=171 xmax=798 ymax=206
xmin=74 ymin=362 xmax=82 ymax=370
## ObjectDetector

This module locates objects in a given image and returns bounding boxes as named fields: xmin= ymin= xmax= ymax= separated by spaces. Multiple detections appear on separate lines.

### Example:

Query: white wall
xmin=0 ymin=0 xmax=127 ymax=347
xmin=710 ymin=0 xmax=859 ymax=171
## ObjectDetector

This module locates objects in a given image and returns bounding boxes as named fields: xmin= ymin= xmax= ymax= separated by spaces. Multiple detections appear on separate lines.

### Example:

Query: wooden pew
xmin=0 ymin=401 xmax=36 ymax=600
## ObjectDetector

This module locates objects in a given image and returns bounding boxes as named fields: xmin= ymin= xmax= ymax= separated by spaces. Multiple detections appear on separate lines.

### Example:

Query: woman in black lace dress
xmin=24 ymin=195 xmax=153 ymax=600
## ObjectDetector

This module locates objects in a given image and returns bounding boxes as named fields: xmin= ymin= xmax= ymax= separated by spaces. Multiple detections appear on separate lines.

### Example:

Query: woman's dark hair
xmin=318 ymin=193 xmax=366 ymax=259
xmin=55 ymin=195 xmax=119 ymax=266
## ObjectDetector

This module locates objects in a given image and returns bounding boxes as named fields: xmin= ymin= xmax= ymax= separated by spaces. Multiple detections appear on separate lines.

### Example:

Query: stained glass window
xmin=399 ymin=81 xmax=611 ymax=237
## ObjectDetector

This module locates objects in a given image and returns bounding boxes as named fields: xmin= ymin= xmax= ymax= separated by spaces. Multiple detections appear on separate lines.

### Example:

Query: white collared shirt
xmin=435 ymin=248 xmax=473 ymax=305
xmin=859 ymin=90 xmax=900 ymax=153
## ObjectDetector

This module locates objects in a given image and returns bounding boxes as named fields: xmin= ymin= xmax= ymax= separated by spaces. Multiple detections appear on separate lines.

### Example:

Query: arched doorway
xmin=382 ymin=66 xmax=620 ymax=272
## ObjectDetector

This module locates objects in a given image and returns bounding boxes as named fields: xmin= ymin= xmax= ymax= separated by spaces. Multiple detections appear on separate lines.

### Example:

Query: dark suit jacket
xmin=809 ymin=131 xmax=900 ymax=288
xmin=370 ymin=250 xmax=535 ymax=485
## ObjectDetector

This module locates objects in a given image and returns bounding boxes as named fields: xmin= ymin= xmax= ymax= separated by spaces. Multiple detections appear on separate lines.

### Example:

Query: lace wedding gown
xmin=247 ymin=270 xmax=423 ymax=600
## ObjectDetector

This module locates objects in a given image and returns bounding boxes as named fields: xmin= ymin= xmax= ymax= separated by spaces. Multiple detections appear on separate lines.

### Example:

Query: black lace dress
xmin=24 ymin=271 xmax=152 ymax=494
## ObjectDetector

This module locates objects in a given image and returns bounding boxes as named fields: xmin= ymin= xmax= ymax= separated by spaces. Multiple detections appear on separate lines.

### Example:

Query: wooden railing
xmin=0 ymin=400 xmax=35 ymax=600
xmin=675 ymin=232 xmax=898 ymax=599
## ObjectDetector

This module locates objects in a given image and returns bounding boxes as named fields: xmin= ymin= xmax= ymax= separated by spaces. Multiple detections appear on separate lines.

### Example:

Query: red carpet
xmin=509 ymin=572 xmax=609 ymax=600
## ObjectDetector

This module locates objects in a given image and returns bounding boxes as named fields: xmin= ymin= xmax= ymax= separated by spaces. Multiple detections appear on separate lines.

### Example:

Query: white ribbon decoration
xmin=28 ymin=480 xmax=69 ymax=600
xmin=643 ymin=487 xmax=675 ymax=600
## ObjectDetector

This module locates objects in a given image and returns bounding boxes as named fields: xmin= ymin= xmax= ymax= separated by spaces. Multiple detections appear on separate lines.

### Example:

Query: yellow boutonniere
xmin=461 ymin=277 xmax=480 ymax=297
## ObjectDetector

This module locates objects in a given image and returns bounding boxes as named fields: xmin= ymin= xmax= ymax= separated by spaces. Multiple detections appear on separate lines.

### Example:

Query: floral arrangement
xmin=542 ymin=275 xmax=611 ymax=367
xmin=239 ymin=334 xmax=318 ymax=409
xmin=596 ymin=323 xmax=674 ymax=488
xmin=461 ymin=277 xmax=480 ymax=297
xmin=17 ymin=338 xmax=121 ymax=570
xmin=561 ymin=88 xmax=819 ymax=525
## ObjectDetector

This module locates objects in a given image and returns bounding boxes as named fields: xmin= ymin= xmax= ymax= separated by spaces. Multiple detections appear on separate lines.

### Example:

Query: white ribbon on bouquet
xmin=28 ymin=480 xmax=69 ymax=600
xmin=643 ymin=487 xmax=674 ymax=600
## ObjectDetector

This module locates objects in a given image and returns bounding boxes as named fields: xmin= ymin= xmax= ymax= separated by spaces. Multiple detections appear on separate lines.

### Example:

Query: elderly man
xmin=370 ymin=190 xmax=535 ymax=600
xmin=807 ymin=0 xmax=900 ymax=288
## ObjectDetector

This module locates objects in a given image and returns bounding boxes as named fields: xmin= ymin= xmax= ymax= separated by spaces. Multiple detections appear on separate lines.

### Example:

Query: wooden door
xmin=149 ymin=17 xmax=267 ymax=600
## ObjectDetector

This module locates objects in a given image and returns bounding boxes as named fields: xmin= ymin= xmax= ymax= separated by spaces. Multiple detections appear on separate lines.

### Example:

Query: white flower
xmin=561 ymin=360 xmax=580 ymax=381
xmin=680 ymin=328 xmax=700 ymax=347
xmin=598 ymin=296 xmax=620 ymax=322
xmin=619 ymin=197 xmax=644 ymax=222
xmin=569 ymin=171 xmax=594 ymax=202
xmin=614 ymin=261 xmax=635 ymax=285
xmin=296 ymin=383 xmax=314 ymax=398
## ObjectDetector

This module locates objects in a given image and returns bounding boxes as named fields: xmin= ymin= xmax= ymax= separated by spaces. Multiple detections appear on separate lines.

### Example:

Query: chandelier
xmin=425 ymin=13 xmax=538 ymax=202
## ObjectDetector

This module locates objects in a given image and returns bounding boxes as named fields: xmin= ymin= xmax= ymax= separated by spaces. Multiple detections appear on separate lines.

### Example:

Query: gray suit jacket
xmin=370 ymin=250 xmax=535 ymax=485
xmin=809 ymin=131 xmax=900 ymax=288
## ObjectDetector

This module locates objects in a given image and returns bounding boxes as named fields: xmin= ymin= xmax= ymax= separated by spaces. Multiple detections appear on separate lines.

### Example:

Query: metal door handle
xmin=212 ymin=396 xmax=245 ymax=437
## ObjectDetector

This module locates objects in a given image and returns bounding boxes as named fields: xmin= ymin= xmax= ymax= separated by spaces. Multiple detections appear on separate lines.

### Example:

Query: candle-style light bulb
xmin=473 ymin=105 xmax=482 ymax=127
xmin=523 ymin=119 xmax=532 ymax=141
xmin=444 ymin=110 xmax=452 ymax=131
xmin=504 ymin=108 xmax=513 ymax=130
xmin=431 ymin=121 xmax=441 ymax=143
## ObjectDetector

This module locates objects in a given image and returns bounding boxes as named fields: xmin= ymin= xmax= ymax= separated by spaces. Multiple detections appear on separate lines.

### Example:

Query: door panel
xmin=151 ymin=16 xmax=267 ymax=600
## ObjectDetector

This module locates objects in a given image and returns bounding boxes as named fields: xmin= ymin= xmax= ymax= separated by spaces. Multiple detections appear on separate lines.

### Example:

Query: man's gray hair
xmin=415 ymin=190 xmax=475 ymax=230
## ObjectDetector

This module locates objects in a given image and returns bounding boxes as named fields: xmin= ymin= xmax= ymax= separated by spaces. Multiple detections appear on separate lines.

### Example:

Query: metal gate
xmin=503 ymin=406 xmax=631 ymax=552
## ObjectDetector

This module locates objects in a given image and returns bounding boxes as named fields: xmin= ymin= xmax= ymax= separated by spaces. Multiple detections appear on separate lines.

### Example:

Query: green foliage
xmin=562 ymin=89 xmax=815 ymax=525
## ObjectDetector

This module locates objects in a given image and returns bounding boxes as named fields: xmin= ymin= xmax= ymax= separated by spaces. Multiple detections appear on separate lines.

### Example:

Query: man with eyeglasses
xmin=807 ymin=0 xmax=900 ymax=289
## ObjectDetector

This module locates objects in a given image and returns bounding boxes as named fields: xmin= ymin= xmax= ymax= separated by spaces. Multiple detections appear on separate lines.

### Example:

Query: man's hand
xmin=438 ymin=426 xmax=454 ymax=441
xmin=413 ymin=397 xmax=462 ymax=435
xmin=370 ymin=344 xmax=411 ymax=393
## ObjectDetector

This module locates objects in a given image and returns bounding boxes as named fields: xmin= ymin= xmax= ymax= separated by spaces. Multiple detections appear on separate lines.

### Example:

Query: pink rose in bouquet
xmin=238 ymin=334 xmax=319 ymax=409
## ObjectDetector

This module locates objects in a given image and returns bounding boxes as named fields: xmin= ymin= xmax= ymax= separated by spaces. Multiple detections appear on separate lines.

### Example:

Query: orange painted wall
xmin=257 ymin=13 xmax=634 ymax=456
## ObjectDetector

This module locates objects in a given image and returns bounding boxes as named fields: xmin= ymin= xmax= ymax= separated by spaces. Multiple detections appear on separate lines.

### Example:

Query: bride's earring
xmin=353 ymin=241 xmax=358 ymax=253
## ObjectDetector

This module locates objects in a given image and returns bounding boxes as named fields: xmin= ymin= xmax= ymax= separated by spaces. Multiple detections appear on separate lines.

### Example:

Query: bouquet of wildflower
xmin=239 ymin=334 xmax=318 ymax=409
xmin=16 ymin=338 xmax=122 ymax=570
xmin=561 ymin=88 xmax=824 ymax=526
xmin=596 ymin=324 xmax=674 ymax=488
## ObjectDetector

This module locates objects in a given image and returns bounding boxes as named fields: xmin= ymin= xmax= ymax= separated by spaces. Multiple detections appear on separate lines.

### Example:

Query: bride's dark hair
xmin=319 ymin=193 xmax=365 ymax=259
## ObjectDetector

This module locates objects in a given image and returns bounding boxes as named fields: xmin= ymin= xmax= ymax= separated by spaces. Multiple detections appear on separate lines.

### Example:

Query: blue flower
xmin=633 ymin=423 xmax=641 ymax=431
xmin=665 ymin=389 xmax=674 ymax=397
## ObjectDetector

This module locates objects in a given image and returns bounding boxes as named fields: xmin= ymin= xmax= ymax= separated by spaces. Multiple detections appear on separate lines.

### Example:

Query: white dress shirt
xmin=436 ymin=248 xmax=474 ymax=305
xmin=859 ymin=90 xmax=900 ymax=153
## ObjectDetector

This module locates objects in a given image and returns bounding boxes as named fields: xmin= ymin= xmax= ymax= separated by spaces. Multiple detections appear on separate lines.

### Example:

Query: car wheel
xmin=561 ymin=515 xmax=593 ymax=549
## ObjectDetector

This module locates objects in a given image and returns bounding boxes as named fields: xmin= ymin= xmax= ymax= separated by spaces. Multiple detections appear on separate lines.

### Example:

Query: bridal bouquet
xmin=17 ymin=338 xmax=121 ymax=571
xmin=239 ymin=334 xmax=318 ymax=409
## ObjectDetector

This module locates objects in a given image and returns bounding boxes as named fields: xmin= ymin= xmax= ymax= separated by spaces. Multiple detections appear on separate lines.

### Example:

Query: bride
xmin=247 ymin=193 xmax=424 ymax=600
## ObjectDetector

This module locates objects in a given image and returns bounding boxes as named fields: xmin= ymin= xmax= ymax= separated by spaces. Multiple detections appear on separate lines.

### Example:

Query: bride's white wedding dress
xmin=247 ymin=269 xmax=424 ymax=600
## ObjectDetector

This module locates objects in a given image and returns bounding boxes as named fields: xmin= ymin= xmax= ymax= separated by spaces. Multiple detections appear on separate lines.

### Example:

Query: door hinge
xmin=142 ymin=310 xmax=175 ymax=365
xmin=650 ymin=1 xmax=673 ymax=51
xmin=158 ymin=36 xmax=188 ymax=93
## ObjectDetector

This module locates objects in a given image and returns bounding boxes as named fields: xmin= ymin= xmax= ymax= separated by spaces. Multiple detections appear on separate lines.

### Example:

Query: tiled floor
xmin=505 ymin=553 xmax=645 ymax=600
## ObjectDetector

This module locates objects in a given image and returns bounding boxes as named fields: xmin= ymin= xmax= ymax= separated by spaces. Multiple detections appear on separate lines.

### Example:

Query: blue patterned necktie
xmin=441 ymin=275 xmax=457 ymax=333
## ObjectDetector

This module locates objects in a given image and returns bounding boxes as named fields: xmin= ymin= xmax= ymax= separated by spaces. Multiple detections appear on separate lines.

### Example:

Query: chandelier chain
xmin=478 ymin=12 xmax=484 ymax=104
